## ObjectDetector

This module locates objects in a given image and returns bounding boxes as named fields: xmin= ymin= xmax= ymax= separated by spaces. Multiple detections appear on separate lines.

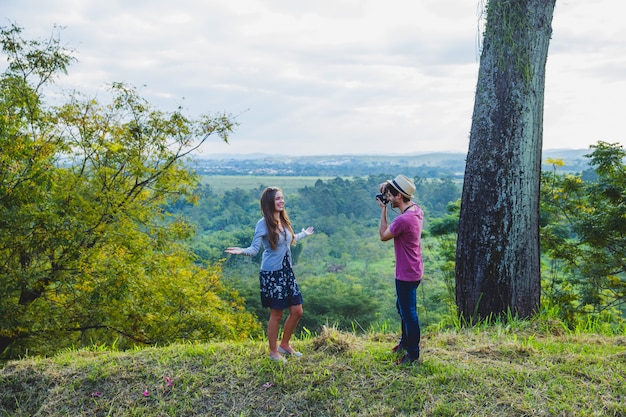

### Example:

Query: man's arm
xmin=379 ymin=205 xmax=394 ymax=242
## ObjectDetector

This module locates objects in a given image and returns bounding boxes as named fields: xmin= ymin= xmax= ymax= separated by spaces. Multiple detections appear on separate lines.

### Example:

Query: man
xmin=378 ymin=174 xmax=424 ymax=365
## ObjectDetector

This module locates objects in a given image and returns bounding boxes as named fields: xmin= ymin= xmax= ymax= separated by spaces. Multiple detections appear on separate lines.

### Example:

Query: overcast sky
xmin=3 ymin=0 xmax=625 ymax=156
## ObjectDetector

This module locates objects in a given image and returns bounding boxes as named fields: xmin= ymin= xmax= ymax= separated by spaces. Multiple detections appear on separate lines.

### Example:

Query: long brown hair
xmin=260 ymin=187 xmax=295 ymax=250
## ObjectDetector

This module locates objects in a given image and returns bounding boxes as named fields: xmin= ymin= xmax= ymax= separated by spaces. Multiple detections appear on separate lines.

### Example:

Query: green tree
xmin=415 ymin=177 xmax=461 ymax=218
xmin=456 ymin=0 xmax=556 ymax=322
xmin=540 ymin=141 xmax=626 ymax=325
xmin=0 ymin=24 xmax=259 ymax=359
xmin=428 ymin=200 xmax=461 ymax=314
xmin=298 ymin=274 xmax=382 ymax=332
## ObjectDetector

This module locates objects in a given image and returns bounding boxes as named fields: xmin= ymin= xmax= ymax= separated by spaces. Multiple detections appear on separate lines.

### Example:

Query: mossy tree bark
xmin=455 ymin=0 xmax=556 ymax=322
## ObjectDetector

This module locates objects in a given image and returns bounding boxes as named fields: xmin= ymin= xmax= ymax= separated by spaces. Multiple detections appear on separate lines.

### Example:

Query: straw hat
xmin=386 ymin=175 xmax=415 ymax=199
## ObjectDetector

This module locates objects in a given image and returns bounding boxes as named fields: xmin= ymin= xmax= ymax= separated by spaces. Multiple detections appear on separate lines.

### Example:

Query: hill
xmin=1 ymin=325 xmax=624 ymax=416
xmin=191 ymin=149 xmax=591 ymax=177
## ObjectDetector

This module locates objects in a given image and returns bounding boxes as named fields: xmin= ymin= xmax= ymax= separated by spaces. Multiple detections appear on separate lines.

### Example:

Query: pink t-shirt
xmin=389 ymin=205 xmax=424 ymax=282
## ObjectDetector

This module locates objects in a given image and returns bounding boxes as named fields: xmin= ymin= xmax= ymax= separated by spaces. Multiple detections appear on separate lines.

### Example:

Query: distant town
xmin=190 ymin=149 xmax=592 ymax=178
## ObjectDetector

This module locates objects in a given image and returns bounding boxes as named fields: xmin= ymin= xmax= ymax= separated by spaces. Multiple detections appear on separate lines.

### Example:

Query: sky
xmin=3 ymin=0 xmax=625 ymax=156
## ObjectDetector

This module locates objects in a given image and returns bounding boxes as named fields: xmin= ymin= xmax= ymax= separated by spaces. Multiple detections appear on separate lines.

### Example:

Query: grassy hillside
xmin=1 ymin=324 xmax=625 ymax=417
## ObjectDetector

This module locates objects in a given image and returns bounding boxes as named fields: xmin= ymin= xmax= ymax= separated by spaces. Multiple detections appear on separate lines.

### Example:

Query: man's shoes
xmin=395 ymin=353 xmax=418 ymax=366
xmin=392 ymin=344 xmax=404 ymax=354
xmin=278 ymin=346 xmax=303 ymax=358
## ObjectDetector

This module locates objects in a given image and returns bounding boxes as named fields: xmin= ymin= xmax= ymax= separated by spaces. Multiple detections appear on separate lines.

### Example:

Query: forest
xmin=172 ymin=144 xmax=626 ymax=340
xmin=1 ymin=23 xmax=625 ymax=361
xmin=175 ymin=173 xmax=462 ymax=335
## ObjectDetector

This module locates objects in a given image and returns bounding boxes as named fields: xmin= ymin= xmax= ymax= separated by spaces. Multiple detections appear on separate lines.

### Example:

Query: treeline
xmin=174 ymin=175 xmax=462 ymax=334
xmin=182 ymin=175 xmax=460 ymax=261
xmin=190 ymin=154 xmax=467 ymax=178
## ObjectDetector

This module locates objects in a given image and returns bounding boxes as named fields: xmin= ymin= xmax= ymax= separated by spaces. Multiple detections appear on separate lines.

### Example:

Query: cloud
xmin=3 ymin=0 xmax=624 ymax=155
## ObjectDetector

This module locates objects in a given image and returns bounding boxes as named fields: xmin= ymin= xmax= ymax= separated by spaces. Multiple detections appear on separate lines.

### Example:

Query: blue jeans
xmin=395 ymin=279 xmax=421 ymax=359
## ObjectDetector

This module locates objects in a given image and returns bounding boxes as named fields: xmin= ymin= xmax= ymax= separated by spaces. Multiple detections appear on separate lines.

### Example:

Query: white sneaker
xmin=278 ymin=346 xmax=303 ymax=358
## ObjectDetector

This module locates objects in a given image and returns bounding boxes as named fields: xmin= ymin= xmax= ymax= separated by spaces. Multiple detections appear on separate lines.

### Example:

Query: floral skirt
xmin=259 ymin=254 xmax=303 ymax=309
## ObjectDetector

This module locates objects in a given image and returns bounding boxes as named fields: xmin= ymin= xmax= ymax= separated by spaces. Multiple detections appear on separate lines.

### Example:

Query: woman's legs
xmin=268 ymin=304 xmax=303 ymax=357
xmin=279 ymin=304 xmax=303 ymax=352
xmin=268 ymin=308 xmax=284 ymax=358
xmin=263 ymin=258 xmax=304 ymax=358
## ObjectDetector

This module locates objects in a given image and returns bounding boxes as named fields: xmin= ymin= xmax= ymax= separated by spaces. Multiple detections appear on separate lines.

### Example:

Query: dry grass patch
xmin=311 ymin=325 xmax=362 ymax=354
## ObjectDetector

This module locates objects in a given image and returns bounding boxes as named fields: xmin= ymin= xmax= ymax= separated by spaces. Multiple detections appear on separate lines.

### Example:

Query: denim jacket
xmin=241 ymin=218 xmax=308 ymax=271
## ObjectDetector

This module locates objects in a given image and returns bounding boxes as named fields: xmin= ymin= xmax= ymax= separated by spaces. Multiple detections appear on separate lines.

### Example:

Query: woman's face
xmin=274 ymin=190 xmax=285 ymax=212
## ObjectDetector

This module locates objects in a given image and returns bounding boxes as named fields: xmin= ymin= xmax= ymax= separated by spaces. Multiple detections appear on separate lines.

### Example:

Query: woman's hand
xmin=225 ymin=247 xmax=244 ymax=255
xmin=302 ymin=227 xmax=314 ymax=236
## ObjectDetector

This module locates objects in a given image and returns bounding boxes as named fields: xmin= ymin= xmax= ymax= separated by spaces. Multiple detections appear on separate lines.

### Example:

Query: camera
xmin=376 ymin=193 xmax=389 ymax=204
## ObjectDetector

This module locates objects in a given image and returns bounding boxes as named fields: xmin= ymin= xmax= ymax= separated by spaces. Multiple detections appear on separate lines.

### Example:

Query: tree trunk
xmin=455 ymin=0 xmax=555 ymax=322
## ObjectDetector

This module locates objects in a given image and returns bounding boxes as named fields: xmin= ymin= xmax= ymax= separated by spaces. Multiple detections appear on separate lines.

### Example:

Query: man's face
xmin=387 ymin=190 xmax=400 ymax=208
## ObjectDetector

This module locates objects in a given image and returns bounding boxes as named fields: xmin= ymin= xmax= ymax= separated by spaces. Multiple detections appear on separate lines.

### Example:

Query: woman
xmin=225 ymin=186 xmax=314 ymax=362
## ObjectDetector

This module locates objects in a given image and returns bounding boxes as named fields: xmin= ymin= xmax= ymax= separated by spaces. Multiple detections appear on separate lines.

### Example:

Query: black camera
xmin=376 ymin=193 xmax=389 ymax=204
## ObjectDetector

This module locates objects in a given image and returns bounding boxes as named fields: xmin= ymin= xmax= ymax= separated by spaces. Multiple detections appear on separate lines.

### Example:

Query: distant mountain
xmin=191 ymin=149 xmax=592 ymax=177
xmin=541 ymin=148 xmax=591 ymax=172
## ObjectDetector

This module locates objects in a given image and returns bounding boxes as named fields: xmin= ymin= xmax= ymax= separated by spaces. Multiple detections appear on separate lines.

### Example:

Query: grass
xmin=1 ymin=325 xmax=625 ymax=416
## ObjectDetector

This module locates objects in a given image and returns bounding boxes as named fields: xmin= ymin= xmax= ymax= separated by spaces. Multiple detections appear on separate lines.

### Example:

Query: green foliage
xmin=424 ymin=200 xmax=460 ymax=317
xmin=0 ymin=24 xmax=258 ymax=359
xmin=298 ymin=274 xmax=382 ymax=332
xmin=183 ymin=173 xmax=461 ymax=335
xmin=541 ymin=141 xmax=626 ymax=328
